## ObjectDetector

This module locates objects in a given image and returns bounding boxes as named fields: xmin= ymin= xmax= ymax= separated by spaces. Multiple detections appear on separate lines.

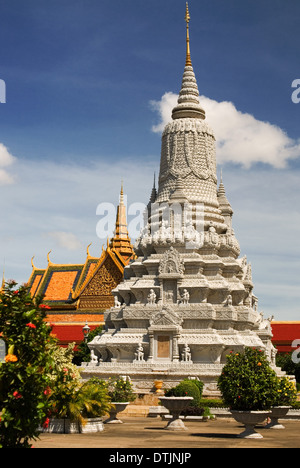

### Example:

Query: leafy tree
xmin=218 ymin=347 xmax=278 ymax=411
xmin=0 ymin=281 xmax=56 ymax=448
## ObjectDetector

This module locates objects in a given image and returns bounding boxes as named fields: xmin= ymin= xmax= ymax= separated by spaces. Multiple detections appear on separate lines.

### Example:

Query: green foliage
xmin=46 ymin=343 xmax=82 ymax=421
xmin=0 ymin=281 xmax=56 ymax=448
xmin=80 ymin=379 xmax=111 ymax=419
xmin=218 ymin=347 xmax=279 ymax=411
xmin=0 ymin=282 xmax=112 ymax=446
xmin=276 ymin=352 xmax=300 ymax=384
xmin=46 ymin=345 xmax=111 ymax=423
xmin=199 ymin=399 xmax=227 ymax=408
xmin=108 ymin=377 xmax=136 ymax=403
xmin=165 ymin=379 xmax=203 ymax=408
xmin=72 ymin=326 xmax=103 ymax=365
xmin=273 ymin=377 xmax=297 ymax=407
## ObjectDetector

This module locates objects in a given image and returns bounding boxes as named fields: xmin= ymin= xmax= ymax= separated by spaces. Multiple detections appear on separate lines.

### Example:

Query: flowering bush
xmin=273 ymin=377 xmax=297 ymax=407
xmin=108 ymin=377 xmax=136 ymax=403
xmin=0 ymin=281 xmax=56 ymax=448
xmin=218 ymin=347 xmax=278 ymax=411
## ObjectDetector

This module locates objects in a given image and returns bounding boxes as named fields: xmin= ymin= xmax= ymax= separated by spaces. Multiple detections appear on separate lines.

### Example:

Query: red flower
xmin=39 ymin=304 xmax=51 ymax=310
xmin=13 ymin=391 xmax=22 ymax=399
xmin=26 ymin=322 xmax=36 ymax=329
xmin=42 ymin=417 xmax=50 ymax=429
xmin=43 ymin=387 xmax=52 ymax=396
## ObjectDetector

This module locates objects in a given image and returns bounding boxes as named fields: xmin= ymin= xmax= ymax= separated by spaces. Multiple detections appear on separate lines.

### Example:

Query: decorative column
xmin=172 ymin=330 xmax=181 ymax=362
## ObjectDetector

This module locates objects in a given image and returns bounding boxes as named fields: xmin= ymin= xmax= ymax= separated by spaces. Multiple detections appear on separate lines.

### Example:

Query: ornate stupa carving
xmin=85 ymin=4 xmax=282 ymax=395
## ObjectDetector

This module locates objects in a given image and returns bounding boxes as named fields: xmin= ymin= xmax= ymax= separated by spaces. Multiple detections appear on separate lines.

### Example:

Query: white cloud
xmin=150 ymin=92 xmax=178 ymax=134
xmin=0 ymin=143 xmax=16 ymax=184
xmin=150 ymin=92 xmax=300 ymax=169
xmin=45 ymin=231 xmax=83 ymax=251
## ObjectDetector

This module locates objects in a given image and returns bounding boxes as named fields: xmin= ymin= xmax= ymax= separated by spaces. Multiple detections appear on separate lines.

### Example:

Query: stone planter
xmin=231 ymin=410 xmax=270 ymax=439
xmin=42 ymin=417 xmax=104 ymax=434
xmin=104 ymin=402 xmax=129 ymax=424
xmin=265 ymin=406 xmax=291 ymax=430
xmin=80 ymin=418 xmax=105 ymax=433
xmin=159 ymin=396 xmax=193 ymax=431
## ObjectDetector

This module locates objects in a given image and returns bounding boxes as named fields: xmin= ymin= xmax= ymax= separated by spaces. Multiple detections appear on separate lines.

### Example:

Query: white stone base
xmin=42 ymin=418 xmax=104 ymax=434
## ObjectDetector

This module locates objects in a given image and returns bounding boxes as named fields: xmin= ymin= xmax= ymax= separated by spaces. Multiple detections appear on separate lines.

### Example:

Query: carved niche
xmin=158 ymin=247 xmax=185 ymax=277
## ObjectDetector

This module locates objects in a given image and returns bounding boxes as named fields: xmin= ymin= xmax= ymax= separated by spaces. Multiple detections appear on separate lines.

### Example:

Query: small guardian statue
xmin=114 ymin=296 xmax=121 ymax=308
xmin=134 ymin=342 xmax=145 ymax=362
xmin=90 ymin=349 xmax=99 ymax=365
xmin=181 ymin=289 xmax=190 ymax=305
xmin=147 ymin=289 xmax=156 ymax=305
xmin=181 ymin=343 xmax=192 ymax=362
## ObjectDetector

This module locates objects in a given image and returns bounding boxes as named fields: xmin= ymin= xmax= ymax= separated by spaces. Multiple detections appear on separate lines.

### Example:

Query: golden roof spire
xmin=185 ymin=2 xmax=192 ymax=66
xmin=109 ymin=183 xmax=134 ymax=261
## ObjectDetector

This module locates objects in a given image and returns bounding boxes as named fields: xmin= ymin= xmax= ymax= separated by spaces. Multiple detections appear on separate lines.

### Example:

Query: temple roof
xmin=27 ymin=185 xmax=135 ymax=308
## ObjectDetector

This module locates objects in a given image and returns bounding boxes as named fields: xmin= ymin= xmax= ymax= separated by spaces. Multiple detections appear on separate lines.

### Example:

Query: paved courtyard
xmin=33 ymin=417 xmax=300 ymax=449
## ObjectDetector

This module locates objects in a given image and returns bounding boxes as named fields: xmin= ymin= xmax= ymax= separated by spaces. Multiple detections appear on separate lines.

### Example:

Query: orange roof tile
xmin=43 ymin=270 xmax=80 ymax=301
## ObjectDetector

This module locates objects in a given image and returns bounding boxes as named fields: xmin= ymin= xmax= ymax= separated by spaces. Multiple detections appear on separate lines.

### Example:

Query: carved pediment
xmin=158 ymin=247 xmax=185 ymax=277
xmin=150 ymin=306 xmax=183 ymax=328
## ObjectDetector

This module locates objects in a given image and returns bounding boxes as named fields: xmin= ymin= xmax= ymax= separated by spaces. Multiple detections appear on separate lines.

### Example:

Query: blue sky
xmin=0 ymin=0 xmax=299 ymax=320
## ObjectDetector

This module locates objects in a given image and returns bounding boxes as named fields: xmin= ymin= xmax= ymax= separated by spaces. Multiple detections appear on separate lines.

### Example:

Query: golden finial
xmin=185 ymin=2 xmax=192 ymax=67
xmin=47 ymin=250 xmax=52 ymax=264
xmin=86 ymin=243 xmax=92 ymax=258
xmin=185 ymin=2 xmax=190 ymax=24
xmin=31 ymin=255 xmax=36 ymax=269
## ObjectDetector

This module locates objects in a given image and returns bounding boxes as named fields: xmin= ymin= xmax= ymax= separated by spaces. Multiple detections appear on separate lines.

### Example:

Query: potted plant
xmin=105 ymin=377 xmax=136 ymax=424
xmin=45 ymin=380 xmax=111 ymax=434
xmin=46 ymin=347 xmax=111 ymax=433
xmin=218 ymin=347 xmax=278 ymax=439
xmin=265 ymin=377 xmax=297 ymax=430
xmin=160 ymin=379 xmax=204 ymax=430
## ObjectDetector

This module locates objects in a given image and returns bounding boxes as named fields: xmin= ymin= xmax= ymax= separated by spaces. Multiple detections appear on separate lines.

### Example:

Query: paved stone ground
xmin=32 ymin=417 xmax=300 ymax=449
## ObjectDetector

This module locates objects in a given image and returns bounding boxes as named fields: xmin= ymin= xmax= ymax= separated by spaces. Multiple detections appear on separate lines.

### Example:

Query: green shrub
xmin=200 ymin=399 xmax=227 ymax=408
xmin=165 ymin=379 xmax=203 ymax=408
xmin=218 ymin=347 xmax=279 ymax=411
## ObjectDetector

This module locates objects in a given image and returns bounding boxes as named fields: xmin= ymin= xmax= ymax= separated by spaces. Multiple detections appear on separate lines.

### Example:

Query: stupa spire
xmin=172 ymin=4 xmax=205 ymax=120
xmin=185 ymin=3 xmax=192 ymax=67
